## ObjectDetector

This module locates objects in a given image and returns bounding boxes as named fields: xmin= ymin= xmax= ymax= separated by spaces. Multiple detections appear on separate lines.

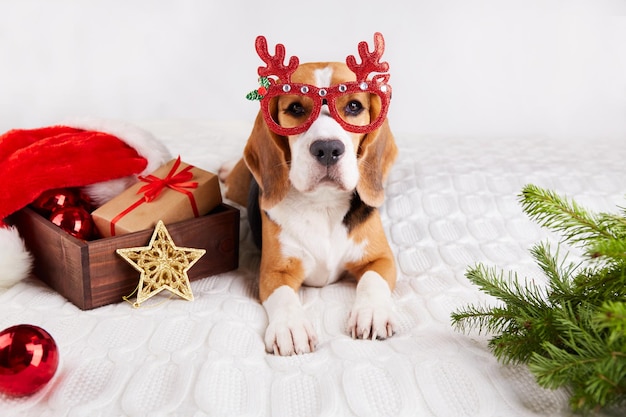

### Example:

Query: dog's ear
xmin=244 ymin=111 xmax=291 ymax=209
xmin=356 ymin=118 xmax=397 ymax=207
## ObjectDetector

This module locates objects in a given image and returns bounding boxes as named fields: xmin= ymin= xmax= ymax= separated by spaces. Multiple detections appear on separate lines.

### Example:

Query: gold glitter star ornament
xmin=116 ymin=220 xmax=205 ymax=307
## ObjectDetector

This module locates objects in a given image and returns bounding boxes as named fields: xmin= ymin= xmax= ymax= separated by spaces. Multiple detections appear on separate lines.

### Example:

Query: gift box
xmin=11 ymin=204 xmax=239 ymax=310
xmin=92 ymin=157 xmax=222 ymax=238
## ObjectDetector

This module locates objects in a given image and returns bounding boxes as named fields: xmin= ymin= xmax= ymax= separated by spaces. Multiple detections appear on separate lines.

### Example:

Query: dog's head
xmin=244 ymin=33 xmax=397 ymax=210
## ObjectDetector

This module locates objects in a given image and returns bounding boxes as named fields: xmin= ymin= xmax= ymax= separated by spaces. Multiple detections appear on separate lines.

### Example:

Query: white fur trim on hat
xmin=0 ymin=226 xmax=32 ymax=289
xmin=62 ymin=118 xmax=172 ymax=206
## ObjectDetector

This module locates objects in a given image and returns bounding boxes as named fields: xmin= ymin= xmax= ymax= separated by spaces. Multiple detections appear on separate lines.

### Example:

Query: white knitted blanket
xmin=2 ymin=120 xmax=624 ymax=417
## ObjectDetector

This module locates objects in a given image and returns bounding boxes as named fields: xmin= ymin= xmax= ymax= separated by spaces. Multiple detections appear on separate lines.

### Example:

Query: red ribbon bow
xmin=137 ymin=157 xmax=198 ymax=203
xmin=109 ymin=156 xmax=200 ymax=236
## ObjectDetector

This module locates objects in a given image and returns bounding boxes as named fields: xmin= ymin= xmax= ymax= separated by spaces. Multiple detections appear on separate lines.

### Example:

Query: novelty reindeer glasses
xmin=247 ymin=32 xmax=392 ymax=136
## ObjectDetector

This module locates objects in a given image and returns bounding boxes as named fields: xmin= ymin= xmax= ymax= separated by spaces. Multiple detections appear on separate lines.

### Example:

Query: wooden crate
xmin=11 ymin=204 xmax=239 ymax=310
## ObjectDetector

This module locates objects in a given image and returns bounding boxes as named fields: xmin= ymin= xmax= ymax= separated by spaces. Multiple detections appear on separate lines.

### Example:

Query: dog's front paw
xmin=265 ymin=316 xmax=318 ymax=356
xmin=347 ymin=271 xmax=397 ymax=340
xmin=263 ymin=285 xmax=318 ymax=355
xmin=348 ymin=304 xmax=396 ymax=340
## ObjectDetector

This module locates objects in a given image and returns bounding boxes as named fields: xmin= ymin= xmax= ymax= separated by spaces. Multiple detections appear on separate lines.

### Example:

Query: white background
xmin=1 ymin=0 xmax=625 ymax=139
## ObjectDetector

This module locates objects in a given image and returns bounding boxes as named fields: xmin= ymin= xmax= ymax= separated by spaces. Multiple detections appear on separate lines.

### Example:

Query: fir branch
xmin=451 ymin=304 xmax=516 ymax=335
xmin=452 ymin=262 xmax=564 ymax=364
xmin=596 ymin=212 xmax=626 ymax=239
xmin=530 ymin=332 xmax=626 ymax=412
xmin=588 ymin=237 xmax=626 ymax=261
xmin=519 ymin=184 xmax=615 ymax=247
xmin=595 ymin=301 xmax=626 ymax=332
xmin=530 ymin=242 xmax=578 ymax=303
xmin=573 ymin=265 xmax=626 ymax=305
xmin=526 ymin=303 xmax=626 ymax=411
xmin=594 ymin=301 xmax=626 ymax=346
xmin=529 ymin=341 xmax=597 ymax=390
xmin=452 ymin=185 xmax=626 ymax=413
xmin=464 ymin=263 xmax=549 ymax=309
xmin=490 ymin=332 xmax=543 ymax=364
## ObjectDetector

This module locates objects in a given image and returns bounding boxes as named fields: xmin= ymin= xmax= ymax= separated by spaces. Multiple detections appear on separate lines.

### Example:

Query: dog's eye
xmin=285 ymin=102 xmax=307 ymax=117
xmin=344 ymin=100 xmax=364 ymax=117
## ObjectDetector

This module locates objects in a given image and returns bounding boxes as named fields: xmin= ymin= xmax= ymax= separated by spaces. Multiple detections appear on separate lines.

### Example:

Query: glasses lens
xmin=269 ymin=94 xmax=316 ymax=131
xmin=333 ymin=92 xmax=382 ymax=130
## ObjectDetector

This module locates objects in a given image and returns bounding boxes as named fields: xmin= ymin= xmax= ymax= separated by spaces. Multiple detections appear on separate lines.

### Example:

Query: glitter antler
xmin=346 ymin=32 xmax=390 ymax=83
xmin=255 ymin=36 xmax=299 ymax=84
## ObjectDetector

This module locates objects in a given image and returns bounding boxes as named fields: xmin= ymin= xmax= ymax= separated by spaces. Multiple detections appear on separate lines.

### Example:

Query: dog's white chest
xmin=267 ymin=188 xmax=366 ymax=287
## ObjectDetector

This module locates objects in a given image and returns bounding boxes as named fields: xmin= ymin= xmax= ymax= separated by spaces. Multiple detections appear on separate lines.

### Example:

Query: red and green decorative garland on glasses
xmin=246 ymin=77 xmax=270 ymax=101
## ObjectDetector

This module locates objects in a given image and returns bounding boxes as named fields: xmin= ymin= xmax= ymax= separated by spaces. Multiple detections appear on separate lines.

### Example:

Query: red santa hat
xmin=0 ymin=118 xmax=171 ymax=288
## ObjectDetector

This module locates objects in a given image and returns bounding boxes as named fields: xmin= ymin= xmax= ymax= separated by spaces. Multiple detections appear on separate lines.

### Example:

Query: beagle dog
xmin=221 ymin=33 xmax=398 ymax=355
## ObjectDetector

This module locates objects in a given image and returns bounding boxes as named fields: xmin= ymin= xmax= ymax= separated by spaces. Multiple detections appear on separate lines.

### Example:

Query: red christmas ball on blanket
xmin=0 ymin=324 xmax=59 ymax=397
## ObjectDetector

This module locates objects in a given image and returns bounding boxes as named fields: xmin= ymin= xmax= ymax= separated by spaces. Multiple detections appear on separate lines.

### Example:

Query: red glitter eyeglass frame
xmin=248 ymin=33 xmax=392 ymax=137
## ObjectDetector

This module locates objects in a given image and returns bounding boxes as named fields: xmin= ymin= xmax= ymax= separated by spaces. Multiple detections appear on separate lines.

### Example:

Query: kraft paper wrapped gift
xmin=92 ymin=157 xmax=222 ymax=237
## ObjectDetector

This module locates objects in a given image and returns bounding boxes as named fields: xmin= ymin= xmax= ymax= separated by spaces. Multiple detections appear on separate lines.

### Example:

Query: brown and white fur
xmin=221 ymin=62 xmax=398 ymax=355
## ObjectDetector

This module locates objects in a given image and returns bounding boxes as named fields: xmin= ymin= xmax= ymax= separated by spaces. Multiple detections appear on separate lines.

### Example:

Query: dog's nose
xmin=310 ymin=140 xmax=345 ymax=166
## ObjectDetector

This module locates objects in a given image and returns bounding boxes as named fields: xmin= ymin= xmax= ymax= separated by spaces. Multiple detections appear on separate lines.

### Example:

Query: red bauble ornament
xmin=49 ymin=206 xmax=95 ymax=240
xmin=31 ymin=188 xmax=80 ymax=216
xmin=77 ymin=189 xmax=96 ymax=213
xmin=0 ymin=325 xmax=59 ymax=397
